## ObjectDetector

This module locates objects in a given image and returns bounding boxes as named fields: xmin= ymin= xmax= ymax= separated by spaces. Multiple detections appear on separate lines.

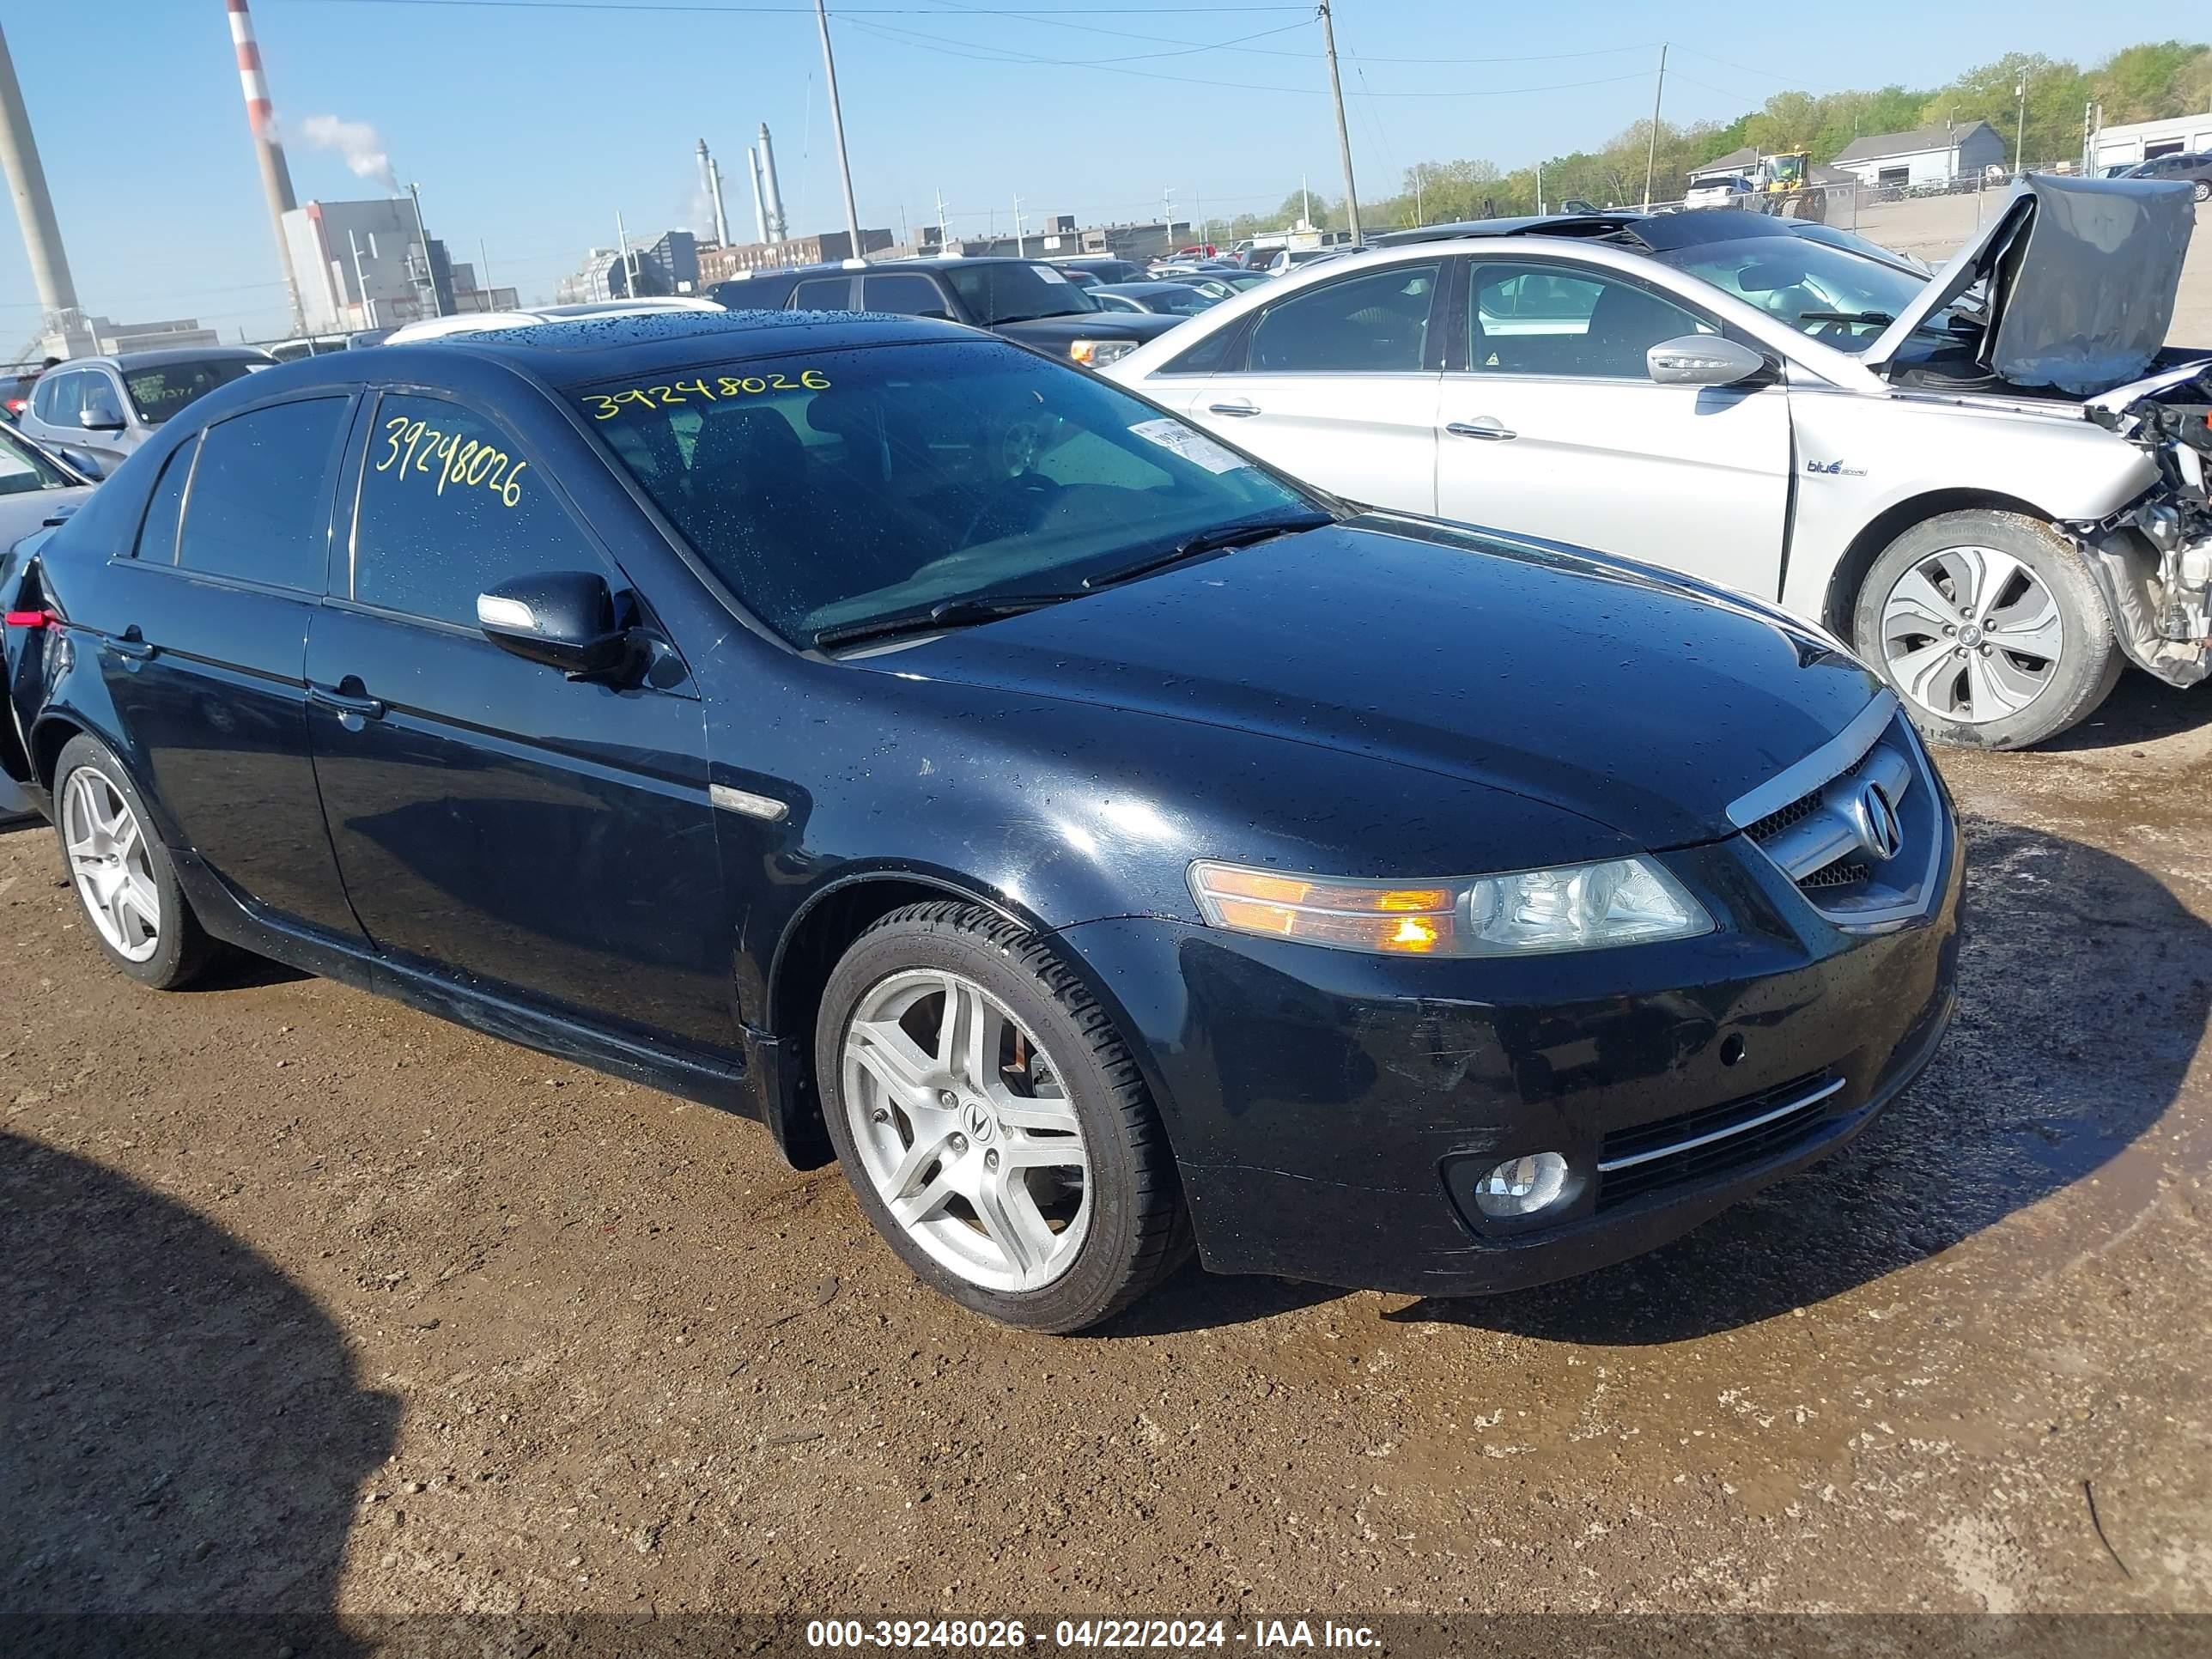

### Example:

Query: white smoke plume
xmin=301 ymin=115 xmax=399 ymax=194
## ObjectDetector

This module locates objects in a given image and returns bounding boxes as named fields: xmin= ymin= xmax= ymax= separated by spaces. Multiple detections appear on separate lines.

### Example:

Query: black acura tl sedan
xmin=0 ymin=311 xmax=1960 ymax=1332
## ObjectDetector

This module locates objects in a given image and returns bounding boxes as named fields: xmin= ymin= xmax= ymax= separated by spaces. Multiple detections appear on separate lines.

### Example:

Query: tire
xmin=2194 ymin=179 xmax=2210 ymax=203
xmin=1854 ymin=509 xmax=2122 ymax=750
xmin=52 ymin=734 xmax=220 ymax=989
xmin=814 ymin=902 xmax=1191 ymax=1333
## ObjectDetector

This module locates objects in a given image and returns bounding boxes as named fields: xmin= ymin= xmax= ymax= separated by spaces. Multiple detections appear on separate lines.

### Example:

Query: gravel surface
xmin=3 ymin=676 xmax=2209 ymax=1628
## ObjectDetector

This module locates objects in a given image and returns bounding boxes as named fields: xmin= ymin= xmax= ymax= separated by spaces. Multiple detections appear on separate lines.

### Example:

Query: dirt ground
xmin=3 ymin=673 xmax=2210 ymax=1637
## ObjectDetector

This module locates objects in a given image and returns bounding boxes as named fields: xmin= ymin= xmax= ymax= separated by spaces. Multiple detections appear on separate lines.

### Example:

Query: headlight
xmin=1068 ymin=338 xmax=1137 ymax=368
xmin=1188 ymin=856 xmax=1712 ymax=957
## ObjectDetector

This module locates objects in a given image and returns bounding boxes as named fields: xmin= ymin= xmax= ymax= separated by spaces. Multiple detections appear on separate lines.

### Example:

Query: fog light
xmin=1474 ymin=1152 xmax=1568 ymax=1218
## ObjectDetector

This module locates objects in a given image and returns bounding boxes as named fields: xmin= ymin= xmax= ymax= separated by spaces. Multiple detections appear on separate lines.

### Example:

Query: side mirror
xmin=1646 ymin=334 xmax=1772 ymax=387
xmin=78 ymin=404 xmax=126 ymax=433
xmin=476 ymin=571 xmax=635 ymax=680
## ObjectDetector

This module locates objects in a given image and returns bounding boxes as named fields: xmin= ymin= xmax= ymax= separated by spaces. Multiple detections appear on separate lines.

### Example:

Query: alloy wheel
xmin=839 ymin=968 xmax=1091 ymax=1292
xmin=1879 ymin=545 xmax=2063 ymax=726
xmin=62 ymin=769 xmax=161 ymax=963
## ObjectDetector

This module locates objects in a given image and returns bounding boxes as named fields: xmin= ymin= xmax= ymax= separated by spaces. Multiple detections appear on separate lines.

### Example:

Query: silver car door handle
xmin=308 ymin=684 xmax=386 ymax=721
xmin=1207 ymin=398 xmax=1261 ymax=417
xmin=1446 ymin=418 xmax=1516 ymax=441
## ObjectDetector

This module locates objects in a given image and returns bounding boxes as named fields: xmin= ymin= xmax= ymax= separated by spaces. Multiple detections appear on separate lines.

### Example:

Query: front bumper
xmin=1059 ymin=822 xmax=1962 ymax=1297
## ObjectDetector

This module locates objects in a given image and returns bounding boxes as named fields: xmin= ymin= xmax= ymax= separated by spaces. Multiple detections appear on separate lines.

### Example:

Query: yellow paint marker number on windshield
xmin=374 ymin=415 xmax=529 ymax=509
xmin=582 ymin=368 xmax=830 ymax=419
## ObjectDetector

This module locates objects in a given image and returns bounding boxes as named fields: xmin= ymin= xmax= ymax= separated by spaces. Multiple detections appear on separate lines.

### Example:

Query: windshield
xmin=941 ymin=263 xmax=1098 ymax=325
xmin=123 ymin=357 xmax=260 ymax=425
xmin=0 ymin=425 xmax=77 ymax=493
xmin=1136 ymin=286 xmax=1222 ymax=316
xmin=580 ymin=339 xmax=1322 ymax=647
xmin=1650 ymin=236 xmax=1958 ymax=352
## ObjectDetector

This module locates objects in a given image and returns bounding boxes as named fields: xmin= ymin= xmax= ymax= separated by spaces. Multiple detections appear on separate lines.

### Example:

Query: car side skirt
xmin=168 ymin=847 xmax=761 ymax=1121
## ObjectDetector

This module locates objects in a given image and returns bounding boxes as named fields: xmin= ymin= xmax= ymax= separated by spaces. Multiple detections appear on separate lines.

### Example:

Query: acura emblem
xmin=1854 ymin=781 xmax=1903 ymax=862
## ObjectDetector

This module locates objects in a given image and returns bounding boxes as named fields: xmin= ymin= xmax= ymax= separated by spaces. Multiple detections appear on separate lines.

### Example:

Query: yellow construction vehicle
xmin=1753 ymin=151 xmax=1828 ymax=222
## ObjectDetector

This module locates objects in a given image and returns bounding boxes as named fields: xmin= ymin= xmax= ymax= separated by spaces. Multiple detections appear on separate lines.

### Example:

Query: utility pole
xmin=1012 ymin=193 xmax=1025 ymax=258
xmin=1300 ymin=173 xmax=1311 ymax=227
xmin=0 ymin=20 xmax=80 ymax=339
xmin=1536 ymin=158 xmax=1545 ymax=216
xmin=1642 ymin=43 xmax=1668 ymax=209
xmin=935 ymin=187 xmax=949 ymax=252
xmin=1316 ymin=0 xmax=1362 ymax=244
xmin=2014 ymin=71 xmax=2028 ymax=177
xmin=1163 ymin=184 xmax=1176 ymax=246
xmin=1412 ymin=166 xmax=1422 ymax=228
xmin=348 ymin=228 xmax=372 ymax=328
xmin=410 ymin=182 xmax=444 ymax=316
xmin=814 ymin=0 xmax=863 ymax=256
xmin=478 ymin=237 xmax=491 ymax=294
xmin=615 ymin=209 xmax=634 ymax=299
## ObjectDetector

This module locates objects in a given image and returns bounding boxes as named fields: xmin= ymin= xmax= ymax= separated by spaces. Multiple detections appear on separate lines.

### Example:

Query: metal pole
xmin=748 ymin=147 xmax=770 ymax=245
xmin=348 ymin=228 xmax=372 ymax=328
xmin=478 ymin=236 xmax=491 ymax=295
xmin=936 ymin=188 xmax=949 ymax=251
xmin=1012 ymin=194 xmax=1024 ymax=258
xmin=2014 ymin=74 xmax=2027 ymax=177
xmin=0 ymin=20 xmax=78 ymax=330
xmin=1316 ymin=0 xmax=1361 ymax=244
xmin=1536 ymin=158 xmax=1545 ymax=216
xmin=1642 ymin=43 xmax=1668 ymax=209
xmin=813 ymin=0 xmax=863 ymax=255
xmin=615 ymin=210 xmax=634 ymax=298
xmin=408 ymin=182 xmax=443 ymax=317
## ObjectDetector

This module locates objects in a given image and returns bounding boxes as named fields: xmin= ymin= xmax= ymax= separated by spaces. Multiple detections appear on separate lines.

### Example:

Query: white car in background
xmin=382 ymin=297 xmax=723 ymax=343
xmin=1686 ymin=174 xmax=1756 ymax=210
xmin=1105 ymin=179 xmax=2212 ymax=749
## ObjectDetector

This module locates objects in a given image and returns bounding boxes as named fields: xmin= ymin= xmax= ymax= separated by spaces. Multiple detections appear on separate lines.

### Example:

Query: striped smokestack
xmin=227 ymin=0 xmax=305 ymax=334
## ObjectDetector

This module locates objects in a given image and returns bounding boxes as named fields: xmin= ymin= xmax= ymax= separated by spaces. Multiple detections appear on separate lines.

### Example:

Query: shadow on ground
xmin=2044 ymin=666 xmax=2212 ymax=751
xmin=1119 ymin=814 xmax=2207 ymax=1340
xmin=0 ymin=1134 xmax=398 ymax=1655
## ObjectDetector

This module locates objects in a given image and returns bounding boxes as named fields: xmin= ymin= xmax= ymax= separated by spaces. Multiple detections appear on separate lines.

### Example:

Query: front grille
xmin=1597 ymin=1070 xmax=1842 ymax=1208
xmin=1726 ymin=694 xmax=1942 ymax=927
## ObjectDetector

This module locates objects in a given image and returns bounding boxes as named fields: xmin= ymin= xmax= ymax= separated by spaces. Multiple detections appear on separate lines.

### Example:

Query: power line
xmin=911 ymin=0 xmax=1655 ymax=64
xmin=281 ymin=0 xmax=1312 ymax=13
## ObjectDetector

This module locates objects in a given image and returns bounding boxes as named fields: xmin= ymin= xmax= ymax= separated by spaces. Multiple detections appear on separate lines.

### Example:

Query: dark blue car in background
xmin=0 ymin=312 xmax=1959 ymax=1331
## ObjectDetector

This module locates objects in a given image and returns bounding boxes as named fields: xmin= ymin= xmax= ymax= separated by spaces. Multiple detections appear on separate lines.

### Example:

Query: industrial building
xmin=2094 ymin=106 xmax=2212 ymax=168
xmin=1831 ymin=122 xmax=2006 ymax=189
xmin=557 ymin=230 xmax=702 ymax=304
xmin=281 ymin=198 xmax=515 ymax=335
xmin=696 ymin=228 xmax=894 ymax=284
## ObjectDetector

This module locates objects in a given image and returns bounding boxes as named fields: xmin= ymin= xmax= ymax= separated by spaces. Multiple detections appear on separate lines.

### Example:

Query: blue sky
xmin=0 ymin=0 xmax=2156 ymax=342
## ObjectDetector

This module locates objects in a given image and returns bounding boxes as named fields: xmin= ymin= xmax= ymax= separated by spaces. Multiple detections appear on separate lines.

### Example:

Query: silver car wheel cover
xmin=61 ymin=768 xmax=161 ymax=963
xmin=840 ymin=968 xmax=1091 ymax=1293
xmin=1879 ymin=544 xmax=2064 ymax=726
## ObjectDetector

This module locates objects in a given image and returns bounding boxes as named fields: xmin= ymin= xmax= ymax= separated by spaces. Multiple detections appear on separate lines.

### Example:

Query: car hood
xmin=1863 ymin=173 xmax=2199 ymax=395
xmin=864 ymin=515 xmax=1883 ymax=849
xmin=994 ymin=313 xmax=1183 ymax=348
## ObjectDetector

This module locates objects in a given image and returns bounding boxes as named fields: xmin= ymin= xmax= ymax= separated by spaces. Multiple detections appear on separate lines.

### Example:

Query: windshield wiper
xmin=1080 ymin=512 xmax=1335 ymax=592
xmin=1798 ymin=308 xmax=1895 ymax=325
xmin=813 ymin=590 xmax=1080 ymax=652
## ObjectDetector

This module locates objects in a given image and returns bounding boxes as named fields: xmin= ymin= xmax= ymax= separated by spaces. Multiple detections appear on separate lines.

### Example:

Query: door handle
xmin=1446 ymin=418 xmax=1516 ymax=441
xmin=1207 ymin=398 xmax=1262 ymax=417
xmin=106 ymin=629 xmax=156 ymax=661
xmin=308 ymin=684 xmax=386 ymax=721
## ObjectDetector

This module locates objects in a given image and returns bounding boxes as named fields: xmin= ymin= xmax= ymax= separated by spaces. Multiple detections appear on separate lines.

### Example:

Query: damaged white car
xmin=1104 ymin=177 xmax=2211 ymax=748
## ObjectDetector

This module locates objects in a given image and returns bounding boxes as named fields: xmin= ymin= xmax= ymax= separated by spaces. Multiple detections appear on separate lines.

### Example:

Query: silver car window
xmin=1246 ymin=262 xmax=1442 ymax=374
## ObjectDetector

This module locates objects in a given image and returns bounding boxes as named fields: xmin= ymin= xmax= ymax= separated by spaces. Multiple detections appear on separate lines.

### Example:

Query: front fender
xmin=1778 ymin=385 xmax=2159 ymax=622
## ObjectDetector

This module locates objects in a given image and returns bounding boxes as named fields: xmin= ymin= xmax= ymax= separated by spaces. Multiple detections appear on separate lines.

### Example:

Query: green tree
xmin=2092 ymin=40 xmax=2211 ymax=123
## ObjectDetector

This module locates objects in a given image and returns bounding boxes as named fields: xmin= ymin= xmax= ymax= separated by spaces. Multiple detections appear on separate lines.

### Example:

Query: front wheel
xmin=1855 ymin=509 xmax=2123 ymax=750
xmin=2194 ymin=179 xmax=2210 ymax=203
xmin=815 ymin=902 xmax=1190 ymax=1333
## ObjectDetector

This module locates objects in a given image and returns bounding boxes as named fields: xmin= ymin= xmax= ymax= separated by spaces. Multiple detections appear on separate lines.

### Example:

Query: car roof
xmin=58 ymin=345 xmax=276 ymax=372
xmin=195 ymin=309 xmax=972 ymax=404
xmin=1096 ymin=282 xmax=1209 ymax=295
xmin=1376 ymin=207 xmax=1828 ymax=258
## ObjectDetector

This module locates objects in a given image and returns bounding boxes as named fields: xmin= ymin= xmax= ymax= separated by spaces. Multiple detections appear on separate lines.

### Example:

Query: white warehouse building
xmin=1832 ymin=121 xmax=2007 ymax=188
xmin=2094 ymin=106 xmax=2212 ymax=169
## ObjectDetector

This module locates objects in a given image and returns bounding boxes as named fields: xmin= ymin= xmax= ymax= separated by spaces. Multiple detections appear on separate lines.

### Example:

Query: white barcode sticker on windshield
xmin=1032 ymin=264 xmax=1069 ymax=283
xmin=1131 ymin=417 xmax=1245 ymax=474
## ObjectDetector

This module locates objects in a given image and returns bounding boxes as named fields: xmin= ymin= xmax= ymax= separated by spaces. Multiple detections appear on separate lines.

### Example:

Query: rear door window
xmin=350 ymin=392 xmax=602 ymax=628
xmin=792 ymin=277 xmax=856 ymax=311
xmin=1467 ymin=263 xmax=1706 ymax=379
xmin=174 ymin=398 xmax=349 ymax=591
xmin=133 ymin=437 xmax=199 ymax=563
xmin=1246 ymin=263 xmax=1442 ymax=373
